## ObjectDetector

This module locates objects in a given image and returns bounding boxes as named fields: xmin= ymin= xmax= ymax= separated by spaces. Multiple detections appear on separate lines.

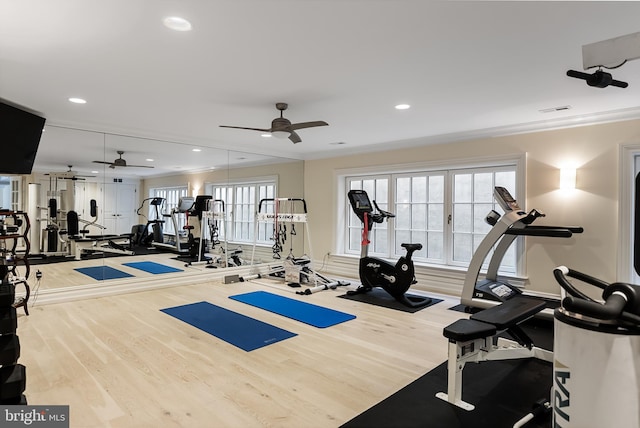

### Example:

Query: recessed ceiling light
xmin=261 ymin=133 xmax=272 ymax=138
xmin=68 ymin=97 xmax=87 ymax=104
xmin=192 ymin=148 xmax=201 ymax=152
xmin=91 ymin=170 xmax=99 ymax=174
xmin=146 ymin=158 xmax=154 ymax=162
xmin=395 ymin=104 xmax=410 ymax=110
xmin=163 ymin=16 xmax=192 ymax=31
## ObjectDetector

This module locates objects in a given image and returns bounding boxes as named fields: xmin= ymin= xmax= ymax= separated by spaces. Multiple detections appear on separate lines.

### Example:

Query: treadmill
xmin=460 ymin=186 xmax=583 ymax=319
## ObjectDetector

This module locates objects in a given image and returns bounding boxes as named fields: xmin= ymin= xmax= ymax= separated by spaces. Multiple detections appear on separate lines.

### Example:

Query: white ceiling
xmin=2 ymin=1 xmax=640 ymax=178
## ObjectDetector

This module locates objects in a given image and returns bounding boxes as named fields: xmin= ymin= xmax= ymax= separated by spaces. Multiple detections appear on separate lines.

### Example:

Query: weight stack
xmin=0 ymin=282 xmax=26 ymax=405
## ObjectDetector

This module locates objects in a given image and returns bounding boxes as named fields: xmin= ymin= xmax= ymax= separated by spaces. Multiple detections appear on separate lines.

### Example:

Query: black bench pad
xmin=443 ymin=319 xmax=497 ymax=341
xmin=470 ymin=296 xmax=546 ymax=330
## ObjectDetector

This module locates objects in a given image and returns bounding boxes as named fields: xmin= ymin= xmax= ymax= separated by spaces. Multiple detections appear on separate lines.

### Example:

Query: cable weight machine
xmin=241 ymin=198 xmax=349 ymax=294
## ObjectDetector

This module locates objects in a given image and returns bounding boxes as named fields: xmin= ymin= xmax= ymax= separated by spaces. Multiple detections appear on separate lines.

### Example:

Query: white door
xmin=101 ymin=183 xmax=137 ymax=235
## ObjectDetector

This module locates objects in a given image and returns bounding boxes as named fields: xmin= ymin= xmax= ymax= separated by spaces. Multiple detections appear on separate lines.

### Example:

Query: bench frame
xmin=435 ymin=297 xmax=553 ymax=411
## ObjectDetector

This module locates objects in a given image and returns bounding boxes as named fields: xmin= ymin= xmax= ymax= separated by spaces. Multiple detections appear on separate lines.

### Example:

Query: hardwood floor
xmin=17 ymin=271 xmax=465 ymax=428
xmin=28 ymin=252 xmax=202 ymax=291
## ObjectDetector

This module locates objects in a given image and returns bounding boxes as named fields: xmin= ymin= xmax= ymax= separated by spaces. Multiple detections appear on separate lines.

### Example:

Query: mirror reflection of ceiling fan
xmin=45 ymin=165 xmax=95 ymax=181
xmin=219 ymin=102 xmax=328 ymax=143
xmin=93 ymin=150 xmax=154 ymax=169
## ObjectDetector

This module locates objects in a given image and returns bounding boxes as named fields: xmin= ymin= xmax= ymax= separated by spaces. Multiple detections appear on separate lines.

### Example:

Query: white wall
xmin=304 ymin=118 xmax=640 ymax=297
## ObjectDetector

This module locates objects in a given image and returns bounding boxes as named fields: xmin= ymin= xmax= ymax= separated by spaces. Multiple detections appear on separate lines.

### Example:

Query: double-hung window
xmin=207 ymin=179 xmax=277 ymax=245
xmin=148 ymin=186 xmax=188 ymax=235
xmin=344 ymin=161 xmax=520 ymax=274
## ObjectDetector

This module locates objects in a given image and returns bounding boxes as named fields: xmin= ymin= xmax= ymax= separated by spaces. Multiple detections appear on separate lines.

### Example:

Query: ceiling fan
xmin=566 ymin=69 xmax=629 ymax=88
xmin=219 ymin=102 xmax=328 ymax=143
xmin=45 ymin=165 xmax=95 ymax=181
xmin=93 ymin=151 xmax=154 ymax=169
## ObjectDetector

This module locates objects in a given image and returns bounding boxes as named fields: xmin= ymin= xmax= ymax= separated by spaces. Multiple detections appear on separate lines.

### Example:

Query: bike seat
xmin=401 ymin=243 xmax=423 ymax=252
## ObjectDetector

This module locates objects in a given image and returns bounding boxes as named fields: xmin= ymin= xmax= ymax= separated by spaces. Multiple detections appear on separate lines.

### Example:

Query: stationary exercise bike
xmin=347 ymin=189 xmax=432 ymax=308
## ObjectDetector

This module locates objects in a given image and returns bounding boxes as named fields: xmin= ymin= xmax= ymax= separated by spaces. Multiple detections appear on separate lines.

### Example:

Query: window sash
xmin=345 ymin=164 xmax=518 ymax=274
xmin=209 ymin=181 xmax=276 ymax=245
xmin=148 ymin=186 xmax=188 ymax=235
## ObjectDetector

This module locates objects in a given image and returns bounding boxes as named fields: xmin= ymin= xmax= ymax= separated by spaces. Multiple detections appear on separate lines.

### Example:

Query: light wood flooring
xmin=27 ymin=252 xmax=207 ymax=291
xmin=16 ymin=266 xmax=466 ymax=428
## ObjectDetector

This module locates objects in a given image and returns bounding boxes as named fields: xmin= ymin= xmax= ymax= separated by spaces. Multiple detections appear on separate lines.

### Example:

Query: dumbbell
xmin=0 ymin=307 xmax=17 ymax=334
xmin=0 ymin=284 xmax=15 ymax=308
xmin=0 ymin=334 xmax=19 ymax=366
xmin=0 ymin=393 xmax=27 ymax=405
xmin=0 ymin=364 xmax=26 ymax=400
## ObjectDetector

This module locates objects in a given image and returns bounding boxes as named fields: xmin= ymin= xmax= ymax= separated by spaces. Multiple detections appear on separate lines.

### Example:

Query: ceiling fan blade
xmin=289 ymin=131 xmax=302 ymax=144
xmin=289 ymin=121 xmax=328 ymax=131
xmin=219 ymin=125 xmax=271 ymax=132
xmin=120 ymin=164 xmax=154 ymax=168
xmin=92 ymin=160 xmax=113 ymax=165
xmin=566 ymin=70 xmax=592 ymax=80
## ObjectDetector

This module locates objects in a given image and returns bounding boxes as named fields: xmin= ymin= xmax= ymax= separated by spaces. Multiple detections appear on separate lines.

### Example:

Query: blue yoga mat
xmin=160 ymin=301 xmax=297 ymax=352
xmin=229 ymin=291 xmax=356 ymax=328
xmin=123 ymin=261 xmax=183 ymax=274
xmin=74 ymin=266 xmax=134 ymax=281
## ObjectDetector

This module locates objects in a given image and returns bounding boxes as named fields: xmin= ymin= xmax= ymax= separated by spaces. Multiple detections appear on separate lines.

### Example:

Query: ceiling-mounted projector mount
xmin=566 ymin=68 xmax=628 ymax=89
xmin=567 ymin=31 xmax=640 ymax=89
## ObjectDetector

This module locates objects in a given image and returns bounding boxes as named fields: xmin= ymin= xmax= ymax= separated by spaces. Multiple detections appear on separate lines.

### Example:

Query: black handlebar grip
xmin=562 ymin=293 xmax=627 ymax=320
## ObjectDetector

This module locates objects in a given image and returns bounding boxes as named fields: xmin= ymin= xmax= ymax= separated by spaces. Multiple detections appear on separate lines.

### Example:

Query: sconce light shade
xmin=560 ymin=167 xmax=576 ymax=190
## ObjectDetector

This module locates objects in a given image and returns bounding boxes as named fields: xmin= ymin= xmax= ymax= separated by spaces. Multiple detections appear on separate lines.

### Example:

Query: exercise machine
xmin=151 ymin=197 xmax=193 ymax=254
xmin=132 ymin=197 xmax=165 ymax=246
xmin=241 ymin=197 xmax=349 ymax=294
xmin=436 ymin=296 xmax=552 ymax=411
xmin=437 ymin=266 xmax=640 ymax=426
xmin=66 ymin=200 xmax=134 ymax=260
xmin=347 ymin=189 xmax=432 ymax=308
xmin=461 ymin=186 xmax=583 ymax=318
xmin=551 ymin=266 xmax=640 ymax=427
xmin=27 ymin=181 xmax=73 ymax=257
xmin=182 ymin=195 xmax=219 ymax=266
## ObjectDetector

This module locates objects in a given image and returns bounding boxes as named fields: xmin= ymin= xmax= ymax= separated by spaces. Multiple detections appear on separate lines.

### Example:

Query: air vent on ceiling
xmin=539 ymin=105 xmax=572 ymax=113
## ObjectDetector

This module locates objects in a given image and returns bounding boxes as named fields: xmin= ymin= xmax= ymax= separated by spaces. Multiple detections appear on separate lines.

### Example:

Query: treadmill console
xmin=493 ymin=187 xmax=520 ymax=212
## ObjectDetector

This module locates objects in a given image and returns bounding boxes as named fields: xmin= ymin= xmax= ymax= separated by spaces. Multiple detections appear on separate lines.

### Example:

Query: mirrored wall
xmin=18 ymin=125 xmax=304 ymax=293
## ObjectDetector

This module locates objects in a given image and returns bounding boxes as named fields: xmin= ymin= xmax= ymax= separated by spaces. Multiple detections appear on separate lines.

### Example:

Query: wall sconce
xmin=560 ymin=167 xmax=576 ymax=190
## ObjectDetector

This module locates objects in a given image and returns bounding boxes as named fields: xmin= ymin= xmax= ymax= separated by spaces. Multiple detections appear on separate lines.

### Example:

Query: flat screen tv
xmin=0 ymin=100 xmax=46 ymax=174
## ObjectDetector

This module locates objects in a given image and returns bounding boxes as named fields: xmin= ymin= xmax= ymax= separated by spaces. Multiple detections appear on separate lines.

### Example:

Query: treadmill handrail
xmin=505 ymin=227 xmax=573 ymax=238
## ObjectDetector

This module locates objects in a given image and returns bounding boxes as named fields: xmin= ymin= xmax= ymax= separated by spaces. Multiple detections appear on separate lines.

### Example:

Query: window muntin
xmin=345 ymin=165 xmax=517 ymax=273
xmin=209 ymin=180 xmax=276 ymax=245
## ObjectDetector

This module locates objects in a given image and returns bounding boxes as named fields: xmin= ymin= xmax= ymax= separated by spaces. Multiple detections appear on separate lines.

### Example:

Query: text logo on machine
xmin=553 ymin=359 xmax=570 ymax=427
xmin=367 ymin=262 xmax=381 ymax=269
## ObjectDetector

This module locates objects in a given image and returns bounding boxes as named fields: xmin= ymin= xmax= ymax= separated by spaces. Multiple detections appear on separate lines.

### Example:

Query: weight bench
xmin=435 ymin=296 xmax=553 ymax=411
xmin=69 ymin=234 xmax=134 ymax=260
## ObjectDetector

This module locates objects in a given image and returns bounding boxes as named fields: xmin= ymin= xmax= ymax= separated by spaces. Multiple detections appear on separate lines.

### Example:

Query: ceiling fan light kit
xmin=93 ymin=150 xmax=154 ymax=169
xmin=220 ymin=102 xmax=328 ymax=144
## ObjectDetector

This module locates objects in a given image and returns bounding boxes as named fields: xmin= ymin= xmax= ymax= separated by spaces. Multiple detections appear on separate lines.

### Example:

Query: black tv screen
xmin=0 ymin=100 xmax=46 ymax=174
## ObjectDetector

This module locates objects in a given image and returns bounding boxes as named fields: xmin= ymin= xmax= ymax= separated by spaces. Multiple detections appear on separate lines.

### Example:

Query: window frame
xmin=336 ymin=154 xmax=526 ymax=275
xmin=206 ymin=176 xmax=277 ymax=246
xmin=619 ymin=144 xmax=640 ymax=283
xmin=147 ymin=186 xmax=188 ymax=236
